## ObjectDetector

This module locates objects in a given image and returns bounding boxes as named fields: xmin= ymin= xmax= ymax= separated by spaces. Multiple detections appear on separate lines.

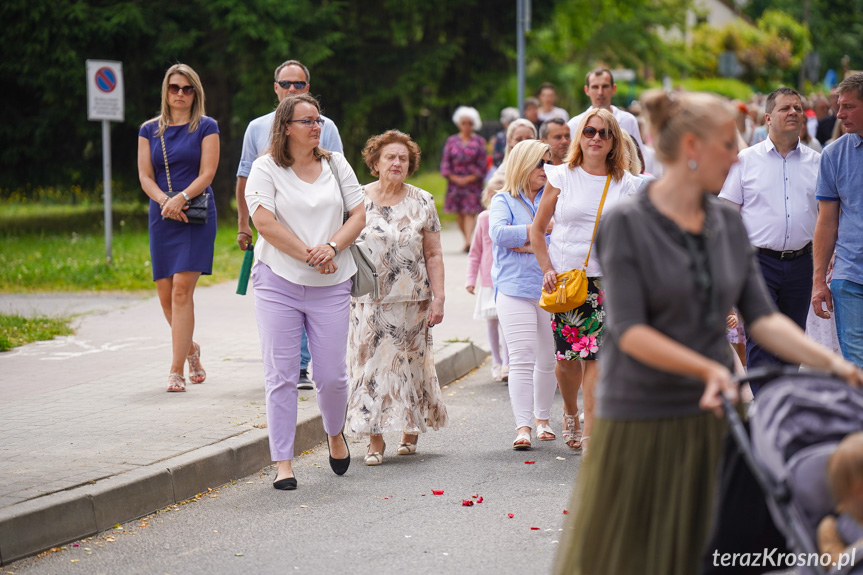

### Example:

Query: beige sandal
xmin=167 ymin=372 xmax=186 ymax=392
xmin=563 ymin=413 xmax=582 ymax=450
xmin=187 ymin=342 xmax=206 ymax=384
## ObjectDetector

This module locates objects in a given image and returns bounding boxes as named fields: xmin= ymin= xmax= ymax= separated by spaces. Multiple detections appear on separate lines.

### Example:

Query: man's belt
xmin=757 ymin=242 xmax=812 ymax=261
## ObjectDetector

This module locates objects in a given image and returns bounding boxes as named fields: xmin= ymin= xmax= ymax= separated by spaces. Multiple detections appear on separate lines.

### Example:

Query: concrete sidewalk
xmin=0 ymin=226 xmax=490 ymax=565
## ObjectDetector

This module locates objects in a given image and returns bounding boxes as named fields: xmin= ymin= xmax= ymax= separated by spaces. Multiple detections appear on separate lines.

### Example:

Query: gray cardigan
xmin=594 ymin=189 xmax=776 ymax=420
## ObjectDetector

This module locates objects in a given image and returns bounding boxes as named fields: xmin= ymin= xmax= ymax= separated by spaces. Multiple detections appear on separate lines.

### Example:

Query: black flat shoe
xmin=327 ymin=431 xmax=351 ymax=476
xmin=273 ymin=474 xmax=297 ymax=491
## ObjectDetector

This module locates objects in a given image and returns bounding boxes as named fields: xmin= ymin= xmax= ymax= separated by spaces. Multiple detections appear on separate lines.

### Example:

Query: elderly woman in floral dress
xmin=441 ymin=106 xmax=487 ymax=251
xmin=346 ymin=130 xmax=448 ymax=466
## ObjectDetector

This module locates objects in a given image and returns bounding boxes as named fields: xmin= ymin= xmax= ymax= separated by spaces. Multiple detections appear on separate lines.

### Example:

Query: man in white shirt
xmin=719 ymin=87 xmax=820 ymax=378
xmin=536 ymin=83 xmax=569 ymax=123
xmin=236 ymin=59 xmax=344 ymax=389
xmin=567 ymin=68 xmax=643 ymax=150
xmin=539 ymin=118 xmax=571 ymax=165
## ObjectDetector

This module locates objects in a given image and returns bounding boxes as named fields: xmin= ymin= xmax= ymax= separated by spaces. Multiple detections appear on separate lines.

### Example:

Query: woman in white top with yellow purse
xmin=531 ymin=109 xmax=639 ymax=456
xmin=245 ymin=93 xmax=365 ymax=490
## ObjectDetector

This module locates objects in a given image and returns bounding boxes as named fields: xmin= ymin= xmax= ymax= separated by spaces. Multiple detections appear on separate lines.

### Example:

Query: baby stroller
xmin=723 ymin=368 xmax=863 ymax=575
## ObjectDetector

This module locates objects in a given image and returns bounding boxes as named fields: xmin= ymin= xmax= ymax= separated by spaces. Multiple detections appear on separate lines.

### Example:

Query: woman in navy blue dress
xmin=137 ymin=63 xmax=220 ymax=392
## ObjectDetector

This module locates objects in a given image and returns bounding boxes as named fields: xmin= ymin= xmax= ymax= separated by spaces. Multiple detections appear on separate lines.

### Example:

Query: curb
xmin=0 ymin=342 xmax=487 ymax=566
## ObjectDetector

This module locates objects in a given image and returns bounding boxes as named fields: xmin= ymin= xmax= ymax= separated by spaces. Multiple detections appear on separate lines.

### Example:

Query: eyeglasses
xmin=277 ymin=80 xmax=308 ymax=90
xmin=287 ymin=118 xmax=325 ymax=127
xmin=168 ymin=84 xmax=195 ymax=96
xmin=582 ymin=126 xmax=613 ymax=140
xmin=535 ymin=159 xmax=553 ymax=170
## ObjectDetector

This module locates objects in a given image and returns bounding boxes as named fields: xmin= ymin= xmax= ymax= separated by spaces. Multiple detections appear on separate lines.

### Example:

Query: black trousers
xmin=746 ymin=251 xmax=813 ymax=393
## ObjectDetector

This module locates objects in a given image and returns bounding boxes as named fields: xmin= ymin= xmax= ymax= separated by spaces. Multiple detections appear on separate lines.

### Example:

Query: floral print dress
xmin=440 ymin=133 xmax=487 ymax=215
xmin=346 ymin=185 xmax=449 ymax=436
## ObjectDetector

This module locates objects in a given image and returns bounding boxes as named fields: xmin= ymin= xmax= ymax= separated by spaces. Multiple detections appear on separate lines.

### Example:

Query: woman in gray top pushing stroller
xmin=552 ymin=89 xmax=863 ymax=575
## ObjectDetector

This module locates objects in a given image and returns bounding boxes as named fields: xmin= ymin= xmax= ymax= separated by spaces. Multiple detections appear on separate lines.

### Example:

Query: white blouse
xmin=544 ymin=164 xmax=639 ymax=277
xmin=245 ymin=152 xmax=364 ymax=286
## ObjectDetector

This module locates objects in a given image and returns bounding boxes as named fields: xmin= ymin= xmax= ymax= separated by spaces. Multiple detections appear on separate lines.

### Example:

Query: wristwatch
xmin=327 ymin=242 xmax=339 ymax=256
xmin=181 ymin=192 xmax=191 ymax=202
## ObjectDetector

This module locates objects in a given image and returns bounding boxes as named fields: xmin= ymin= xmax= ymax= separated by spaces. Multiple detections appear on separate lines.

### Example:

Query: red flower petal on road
xmin=563 ymin=510 xmax=569 ymax=514
xmin=530 ymin=527 xmax=540 ymax=530
xmin=477 ymin=496 xmax=484 ymax=503
xmin=507 ymin=513 xmax=514 ymax=518
xmin=472 ymin=494 xmax=478 ymax=499
xmin=462 ymin=500 xmax=474 ymax=506
xmin=432 ymin=490 xmax=444 ymax=495
xmin=524 ymin=461 xmax=535 ymax=464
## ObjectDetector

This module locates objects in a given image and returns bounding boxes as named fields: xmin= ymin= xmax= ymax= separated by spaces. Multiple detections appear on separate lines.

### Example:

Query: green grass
xmin=0 ymin=223 xmax=242 ymax=292
xmin=0 ymin=313 xmax=74 ymax=352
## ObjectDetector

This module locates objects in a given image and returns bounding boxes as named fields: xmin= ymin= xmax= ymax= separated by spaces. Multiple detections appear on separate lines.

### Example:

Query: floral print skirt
xmin=346 ymin=299 xmax=449 ymax=436
xmin=551 ymin=277 xmax=604 ymax=361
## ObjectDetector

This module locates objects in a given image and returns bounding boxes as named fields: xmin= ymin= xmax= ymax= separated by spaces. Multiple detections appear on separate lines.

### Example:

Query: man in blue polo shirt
xmin=812 ymin=73 xmax=863 ymax=367
xmin=236 ymin=59 xmax=344 ymax=389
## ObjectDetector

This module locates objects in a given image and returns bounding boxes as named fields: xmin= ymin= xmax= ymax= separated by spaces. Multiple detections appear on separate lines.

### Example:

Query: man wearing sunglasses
xmin=236 ymin=59 xmax=344 ymax=390
xmin=567 ymin=68 xmax=643 ymax=151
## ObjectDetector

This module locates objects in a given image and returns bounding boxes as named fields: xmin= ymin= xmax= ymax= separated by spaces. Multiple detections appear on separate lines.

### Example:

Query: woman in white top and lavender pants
xmin=246 ymin=94 xmax=365 ymax=490
xmin=531 ymin=109 xmax=639 ymax=456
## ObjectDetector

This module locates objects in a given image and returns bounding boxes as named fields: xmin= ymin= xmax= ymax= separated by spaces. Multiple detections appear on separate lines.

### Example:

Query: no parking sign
xmin=86 ymin=60 xmax=124 ymax=121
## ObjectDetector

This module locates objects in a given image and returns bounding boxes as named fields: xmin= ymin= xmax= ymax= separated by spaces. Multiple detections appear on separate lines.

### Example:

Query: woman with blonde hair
xmin=553 ymin=90 xmax=863 ymax=575
xmin=489 ymin=139 xmax=556 ymax=450
xmin=530 ymin=108 xmax=640 ymax=454
xmin=137 ymin=63 xmax=219 ymax=393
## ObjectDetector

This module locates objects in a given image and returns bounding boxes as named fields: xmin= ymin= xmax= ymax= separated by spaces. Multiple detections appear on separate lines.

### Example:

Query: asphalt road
xmin=9 ymin=365 xmax=581 ymax=575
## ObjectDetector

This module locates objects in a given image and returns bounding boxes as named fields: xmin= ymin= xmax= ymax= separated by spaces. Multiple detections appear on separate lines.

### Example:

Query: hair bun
xmin=641 ymin=89 xmax=676 ymax=134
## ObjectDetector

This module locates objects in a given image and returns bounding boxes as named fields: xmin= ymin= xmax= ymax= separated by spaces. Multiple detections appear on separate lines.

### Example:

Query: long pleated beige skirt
xmin=553 ymin=411 xmax=727 ymax=575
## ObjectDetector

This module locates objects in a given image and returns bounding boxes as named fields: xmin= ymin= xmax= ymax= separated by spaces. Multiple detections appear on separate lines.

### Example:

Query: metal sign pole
xmin=102 ymin=119 xmax=112 ymax=265
xmin=517 ymin=0 xmax=525 ymax=114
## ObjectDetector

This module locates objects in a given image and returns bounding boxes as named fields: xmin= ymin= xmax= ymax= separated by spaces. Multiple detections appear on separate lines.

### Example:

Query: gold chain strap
xmin=159 ymin=135 xmax=173 ymax=194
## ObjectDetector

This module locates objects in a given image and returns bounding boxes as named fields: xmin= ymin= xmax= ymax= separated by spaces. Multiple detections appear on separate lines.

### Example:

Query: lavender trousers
xmin=252 ymin=263 xmax=351 ymax=461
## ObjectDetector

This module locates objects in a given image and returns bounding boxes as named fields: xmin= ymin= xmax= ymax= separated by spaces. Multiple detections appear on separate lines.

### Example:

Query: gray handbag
xmin=328 ymin=156 xmax=380 ymax=299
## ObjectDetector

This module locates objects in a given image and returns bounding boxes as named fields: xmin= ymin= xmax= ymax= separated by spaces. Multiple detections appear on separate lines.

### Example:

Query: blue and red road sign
xmin=95 ymin=67 xmax=117 ymax=93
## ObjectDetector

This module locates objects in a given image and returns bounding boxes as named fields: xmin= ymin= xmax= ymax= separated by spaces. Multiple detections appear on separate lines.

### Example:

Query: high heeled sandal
xmin=562 ymin=413 xmax=582 ymax=450
xmin=187 ymin=342 xmax=206 ymax=384
xmin=580 ymin=436 xmax=591 ymax=459
xmin=167 ymin=372 xmax=186 ymax=393
xmin=365 ymin=441 xmax=386 ymax=466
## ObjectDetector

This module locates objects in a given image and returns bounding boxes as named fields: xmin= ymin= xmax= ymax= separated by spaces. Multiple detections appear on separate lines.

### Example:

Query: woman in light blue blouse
xmin=489 ymin=140 xmax=555 ymax=450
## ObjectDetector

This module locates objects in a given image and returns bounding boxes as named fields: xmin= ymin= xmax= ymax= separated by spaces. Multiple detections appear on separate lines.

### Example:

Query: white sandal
xmin=536 ymin=423 xmax=556 ymax=441
xmin=512 ymin=431 xmax=532 ymax=450
xmin=563 ymin=413 xmax=582 ymax=450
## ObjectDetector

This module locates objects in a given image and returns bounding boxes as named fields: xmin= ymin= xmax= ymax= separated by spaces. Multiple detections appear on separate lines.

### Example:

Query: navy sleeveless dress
xmin=139 ymin=116 xmax=219 ymax=281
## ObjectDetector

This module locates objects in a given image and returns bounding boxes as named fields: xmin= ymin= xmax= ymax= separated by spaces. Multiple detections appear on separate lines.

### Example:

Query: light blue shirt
xmin=236 ymin=110 xmax=343 ymax=178
xmin=816 ymin=133 xmax=863 ymax=284
xmin=489 ymin=189 xmax=548 ymax=300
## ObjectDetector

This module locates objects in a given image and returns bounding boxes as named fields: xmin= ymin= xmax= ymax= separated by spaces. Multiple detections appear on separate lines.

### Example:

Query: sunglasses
xmin=168 ymin=84 xmax=195 ymax=96
xmin=536 ymin=159 xmax=553 ymax=170
xmin=277 ymin=80 xmax=308 ymax=90
xmin=582 ymin=126 xmax=613 ymax=140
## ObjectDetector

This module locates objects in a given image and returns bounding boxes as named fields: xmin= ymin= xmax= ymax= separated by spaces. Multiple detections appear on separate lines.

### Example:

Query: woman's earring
xmin=688 ymin=160 xmax=698 ymax=171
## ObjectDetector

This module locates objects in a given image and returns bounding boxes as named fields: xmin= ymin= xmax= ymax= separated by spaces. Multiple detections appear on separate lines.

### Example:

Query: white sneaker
xmin=491 ymin=364 xmax=503 ymax=381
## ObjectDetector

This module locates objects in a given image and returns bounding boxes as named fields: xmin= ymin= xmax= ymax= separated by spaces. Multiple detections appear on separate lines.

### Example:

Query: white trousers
xmin=496 ymin=293 xmax=557 ymax=430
